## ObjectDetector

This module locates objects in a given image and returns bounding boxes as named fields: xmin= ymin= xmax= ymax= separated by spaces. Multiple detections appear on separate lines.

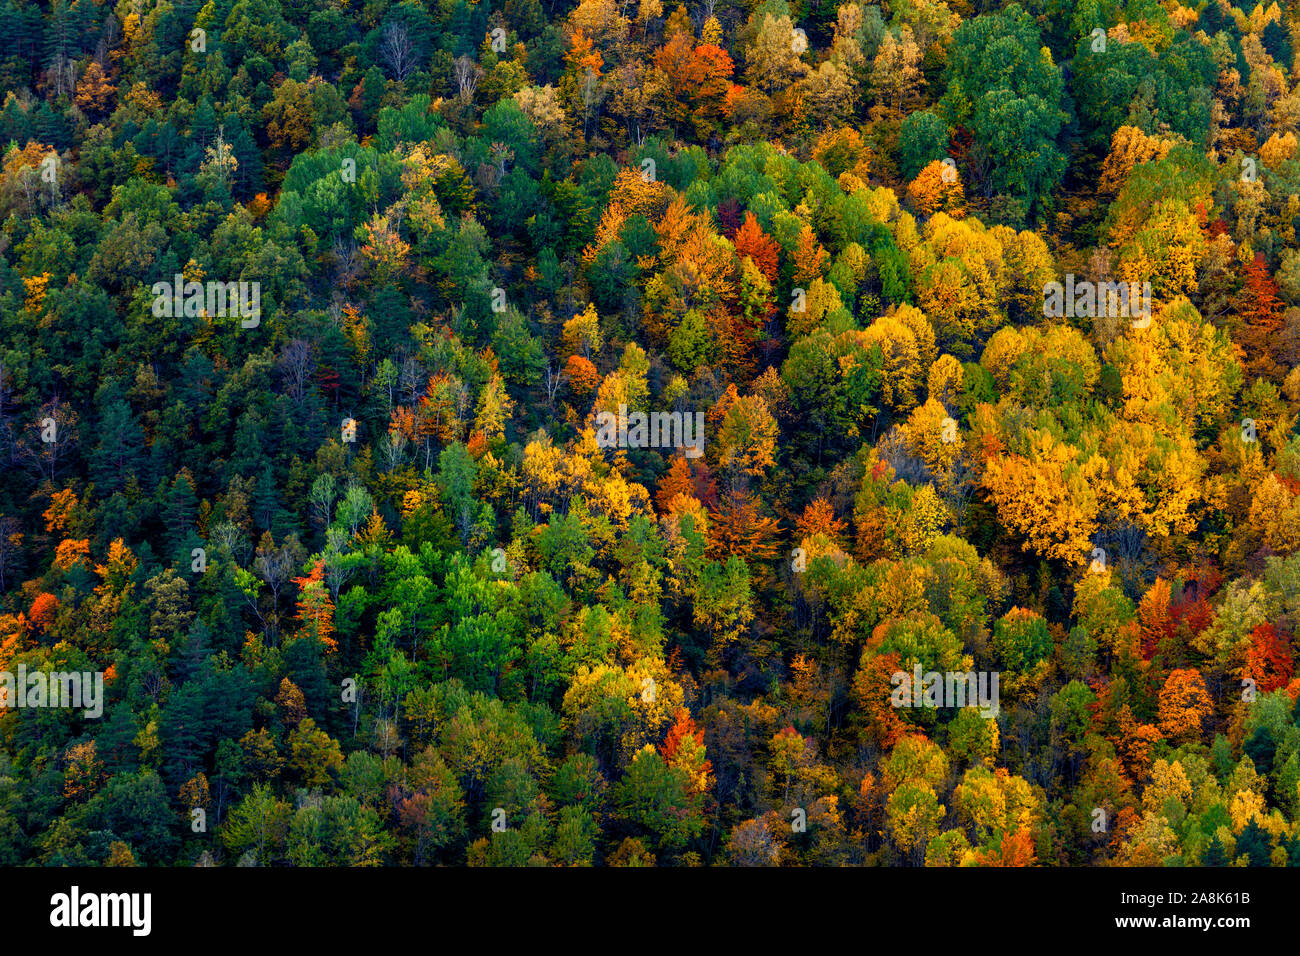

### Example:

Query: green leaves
xmin=940 ymin=5 xmax=1066 ymax=211
xmin=611 ymin=747 xmax=703 ymax=852
xmin=898 ymin=110 xmax=950 ymax=182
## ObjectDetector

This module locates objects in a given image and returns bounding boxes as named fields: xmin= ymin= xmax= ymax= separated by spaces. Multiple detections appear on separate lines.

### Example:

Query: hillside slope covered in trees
xmin=2 ymin=0 xmax=1300 ymax=867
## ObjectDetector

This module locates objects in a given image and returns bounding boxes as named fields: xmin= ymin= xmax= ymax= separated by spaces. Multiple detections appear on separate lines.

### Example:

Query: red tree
xmin=1239 ymin=253 xmax=1285 ymax=380
xmin=733 ymin=212 xmax=780 ymax=284
xmin=1244 ymin=623 xmax=1294 ymax=693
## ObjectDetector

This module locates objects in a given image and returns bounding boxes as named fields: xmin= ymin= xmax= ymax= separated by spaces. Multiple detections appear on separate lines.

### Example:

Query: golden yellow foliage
xmin=982 ymin=431 xmax=1102 ymax=564
xmin=907 ymin=160 xmax=965 ymax=218
xmin=54 ymin=538 xmax=91 ymax=571
xmin=1099 ymin=125 xmax=1174 ymax=194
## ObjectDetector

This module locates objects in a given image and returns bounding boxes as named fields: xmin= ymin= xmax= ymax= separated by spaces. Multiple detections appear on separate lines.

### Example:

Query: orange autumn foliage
xmin=853 ymin=651 xmax=909 ymax=748
xmin=53 ymin=538 xmax=91 ymax=571
xmin=94 ymin=538 xmax=138 ymax=590
xmin=419 ymin=371 xmax=465 ymax=445
xmin=660 ymin=707 xmax=714 ymax=795
xmin=466 ymin=430 xmax=489 ymax=459
xmin=390 ymin=405 xmax=419 ymax=443
xmin=791 ymin=224 xmax=829 ymax=286
xmin=656 ymin=456 xmax=694 ymax=513
xmin=1156 ymin=668 xmax=1212 ymax=743
xmin=973 ymin=826 xmax=1037 ymax=866
xmin=566 ymin=27 xmax=604 ymax=77
xmin=710 ymin=491 xmax=781 ymax=562
xmin=656 ymin=455 xmax=718 ymax=513
xmin=1238 ymin=252 xmax=1285 ymax=380
xmin=691 ymin=44 xmax=735 ymax=121
xmin=583 ymin=168 xmax=673 ymax=265
xmin=796 ymin=497 xmax=847 ymax=542
xmin=731 ymin=212 xmax=781 ymax=283
xmin=1135 ymin=577 xmax=1175 ymax=660
xmin=654 ymin=34 xmax=734 ymax=127
xmin=1243 ymin=623 xmax=1294 ymax=693
xmin=44 ymin=488 xmax=78 ymax=534
xmin=74 ymin=62 xmax=116 ymax=115
xmin=565 ymin=354 xmax=600 ymax=394
xmin=292 ymin=560 xmax=337 ymax=653
xmin=907 ymin=160 xmax=965 ymax=218
xmin=1117 ymin=720 xmax=1163 ymax=783
xmin=27 ymin=593 xmax=58 ymax=632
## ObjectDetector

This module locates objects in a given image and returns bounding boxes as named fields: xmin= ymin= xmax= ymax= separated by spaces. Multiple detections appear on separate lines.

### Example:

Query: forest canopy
xmin=1 ymin=0 xmax=1299 ymax=868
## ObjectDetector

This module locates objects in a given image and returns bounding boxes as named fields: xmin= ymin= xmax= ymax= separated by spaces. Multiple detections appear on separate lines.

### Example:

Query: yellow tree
xmin=660 ymin=708 xmax=714 ymax=796
xmin=583 ymin=168 xmax=672 ymax=265
xmin=1111 ymin=200 xmax=1207 ymax=303
xmin=982 ymin=431 xmax=1102 ymax=564
xmin=563 ymin=304 xmax=603 ymax=358
xmin=887 ymin=781 xmax=945 ymax=862
xmin=1156 ymin=669 xmax=1213 ymax=743
xmin=953 ymin=766 xmax=1040 ymax=851
xmin=861 ymin=306 xmax=935 ymax=413
xmin=900 ymin=398 xmax=962 ymax=489
xmin=359 ymin=212 xmax=411 ymax=285
xmin=44 ymin=488 xmax=79 ymax=534
xmin=869 ymin=27 xmax=923 ymax=123
xmin=717 ymin=395 xmax=778 ymax=478
xmin=1094 ymin=417 xmax=1203 ymax=539
xmin=1249 ymin=473 xmax=1300 ymax=553
xmin=743 ymin=13 xmax=809 ymax=95
xmin=473 ymin=373 xmax=515 ymax=440
xmin=261 ymin=79 xmax=316 ymax=153
xmin=812 ymin=126 xmax=871 ymax=181
xmin=1099 ymin=125 xmax=1173 ymax=194
xmin=74 ymin=62 xmax=117 ymax=115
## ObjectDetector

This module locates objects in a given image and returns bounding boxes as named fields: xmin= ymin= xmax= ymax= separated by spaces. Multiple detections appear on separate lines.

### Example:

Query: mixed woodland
xmin=1 ymin=0 xmax=1300 ymax=866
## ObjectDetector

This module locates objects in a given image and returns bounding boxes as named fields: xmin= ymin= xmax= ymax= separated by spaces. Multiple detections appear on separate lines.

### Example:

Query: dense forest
xmin=1 ymin=0 xmax=1299 ymax=868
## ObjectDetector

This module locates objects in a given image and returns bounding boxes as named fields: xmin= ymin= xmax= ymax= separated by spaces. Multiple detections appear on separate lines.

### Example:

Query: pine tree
xmin=1201 ymin=835 xmax=1228 ymax=866
xmin=1236 ymin=820 xmax=1272 ymax=866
